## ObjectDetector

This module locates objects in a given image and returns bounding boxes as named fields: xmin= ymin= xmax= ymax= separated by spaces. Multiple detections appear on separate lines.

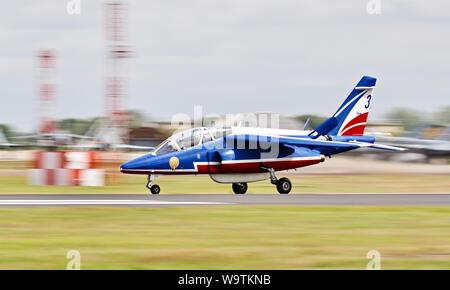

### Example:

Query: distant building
xmin=127 ymin=126 xmax=170 ymax=148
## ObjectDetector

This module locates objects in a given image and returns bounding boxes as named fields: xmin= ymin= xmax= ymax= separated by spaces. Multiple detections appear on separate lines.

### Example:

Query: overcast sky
xmin=1 ymin=0 xmax=450 ymax=131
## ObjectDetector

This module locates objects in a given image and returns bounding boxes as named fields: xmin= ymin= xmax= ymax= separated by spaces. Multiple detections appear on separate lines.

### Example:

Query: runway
xmin=0 ymin=193 xmax=449 ymax=207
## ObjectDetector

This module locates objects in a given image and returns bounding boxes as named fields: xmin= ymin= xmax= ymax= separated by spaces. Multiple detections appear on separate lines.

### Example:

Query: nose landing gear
xmin=149 ymin=184 xmax=160 ymax=194
xmin=146 ymin=175 xmax=160 ymax=194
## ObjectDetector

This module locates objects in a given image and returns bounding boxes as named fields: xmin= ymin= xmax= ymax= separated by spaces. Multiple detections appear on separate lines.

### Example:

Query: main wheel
xmin=150 ymin=184 xmax=161 ymax=194
xmin=232 ymin=182 xmax=248 ymax=194
xmin=276 ymin=178 xmax=291 ymax=194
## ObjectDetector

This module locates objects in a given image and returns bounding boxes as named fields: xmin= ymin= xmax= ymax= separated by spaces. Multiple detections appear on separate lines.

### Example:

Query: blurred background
xmin=0 ymin=0 xmax=449 ymax=191
xmin=0 ymin=0 xmax=449 ymax=270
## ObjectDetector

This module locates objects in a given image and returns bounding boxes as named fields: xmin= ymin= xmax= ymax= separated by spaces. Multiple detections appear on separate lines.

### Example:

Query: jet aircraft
xmin=121 ymin=76 xmax=404 ymax=194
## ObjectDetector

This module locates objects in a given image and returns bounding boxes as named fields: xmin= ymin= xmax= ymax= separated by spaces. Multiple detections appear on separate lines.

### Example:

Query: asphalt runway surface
xmin=0 ymin=193 xmax=449 ymax=207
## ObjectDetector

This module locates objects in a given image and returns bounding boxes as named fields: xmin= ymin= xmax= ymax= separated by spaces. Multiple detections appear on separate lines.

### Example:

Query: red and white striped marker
xmin=28 ymin=151 xmax=104 ymax=186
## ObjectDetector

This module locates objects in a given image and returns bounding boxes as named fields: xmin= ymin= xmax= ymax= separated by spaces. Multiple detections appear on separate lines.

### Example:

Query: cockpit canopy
xmin=152 ymin=127 xmax=232 ymax=155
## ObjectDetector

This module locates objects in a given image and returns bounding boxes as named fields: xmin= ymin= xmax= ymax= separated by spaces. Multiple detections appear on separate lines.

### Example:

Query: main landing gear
xmin=146 ymin=175 xmax=160 ymax=195
xmin=232 ymin=182 xmax=248 ymax=194
xmin=231 ymin=168 xmax=292 ymax=194
xmin=266 ymin=167 xmax=292 ymax=194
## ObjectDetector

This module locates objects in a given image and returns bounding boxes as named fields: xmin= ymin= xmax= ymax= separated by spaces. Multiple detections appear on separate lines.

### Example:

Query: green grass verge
xmin=0 ymin=206 xmax=449 ymax=269
xmin=1 ymin=174 xmax=449 ymax=194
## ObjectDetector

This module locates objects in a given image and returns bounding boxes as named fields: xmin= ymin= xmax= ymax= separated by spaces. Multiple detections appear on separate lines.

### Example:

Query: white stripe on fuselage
xmin=221 ymin=156 xmax=321 ymax=164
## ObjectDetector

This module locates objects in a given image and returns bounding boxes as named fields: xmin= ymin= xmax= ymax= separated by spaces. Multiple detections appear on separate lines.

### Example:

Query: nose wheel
xmin=149 ymin=184 xmax=160 ymax=194
xmin=146 ymin=175 xmax=160 ymax=194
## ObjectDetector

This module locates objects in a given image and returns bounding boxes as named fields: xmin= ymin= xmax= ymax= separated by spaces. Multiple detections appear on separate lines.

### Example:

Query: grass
xmin=0 ymin=206 xmax=449 ymax=269
xmin=0 ymin=174 xmax=449 ymax=194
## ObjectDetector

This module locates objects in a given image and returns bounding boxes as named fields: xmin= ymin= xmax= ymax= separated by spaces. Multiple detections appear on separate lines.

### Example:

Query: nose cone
xmin=120 ymin=154 xmax=154 ymax=173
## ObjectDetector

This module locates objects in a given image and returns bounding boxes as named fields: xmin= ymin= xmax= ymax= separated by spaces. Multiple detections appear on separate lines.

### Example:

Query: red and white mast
xmin=104 ymin=1 xmax=132 ymax=145
xmin=37 ymin=50 xmax=56 ymax=135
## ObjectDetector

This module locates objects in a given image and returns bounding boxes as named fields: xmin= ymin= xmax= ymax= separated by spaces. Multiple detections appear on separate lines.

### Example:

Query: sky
xmin=0 ymin=0 xmax=450 ymax=132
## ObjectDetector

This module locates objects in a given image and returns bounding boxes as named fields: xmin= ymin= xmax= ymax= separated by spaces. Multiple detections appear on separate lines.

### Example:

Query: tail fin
xmin=309 ymin=76 xmax=377 ymax=138
xmin=327 ymin=76 xmax=376 ymax=136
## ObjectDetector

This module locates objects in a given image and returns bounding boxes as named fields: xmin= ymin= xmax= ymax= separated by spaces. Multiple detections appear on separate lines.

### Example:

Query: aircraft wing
xmin=68 ymin=143 xmax=154 ymax=151
xmin=226 ymin=134 xmax=405 ymax=155
xmin=12 ymin=133 xmax=94 ymax=140
xmin=0 ymin=143 xmax=24 ymax=148
xmin=0 ymin=130 xmax=24 ymax=148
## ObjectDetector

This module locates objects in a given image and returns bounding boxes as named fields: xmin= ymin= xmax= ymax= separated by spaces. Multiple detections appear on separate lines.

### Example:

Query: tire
xmin=276 ymin=178 xmax=291 ymax=194
xmin=150 ymin=184 xmax=161 ymax=194
xmin=232 ymin=183 xmax=248 ymax=194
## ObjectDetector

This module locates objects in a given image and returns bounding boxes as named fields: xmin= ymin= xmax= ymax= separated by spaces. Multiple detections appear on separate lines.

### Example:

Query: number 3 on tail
xmin=365 ymin=95 xmax=372 ymax=109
